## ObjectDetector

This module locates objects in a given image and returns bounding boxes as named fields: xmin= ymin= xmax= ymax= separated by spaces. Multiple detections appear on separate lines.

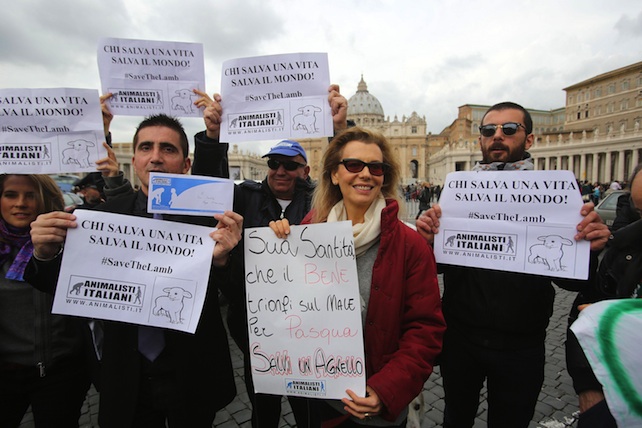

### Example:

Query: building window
xmin=621 ymin=99 xmax=629 ymax=110
xmin=608 ymin=83 xmax=616 ymax=94
xmin=595 ymin=87 xmax=602 ymax=97
xmin=585 ymin=110 xmax=589 ymax=118
xmin=568 ymin=95 xmax=574 ymax=104
xmin=622 ymin=80 xmax=630 ymax=91
xmin=412 ymin=147 xmax=417 ymax=156
xmin=411 ymin=126 xmax=417 ymax=134
xmin=578 ymin=93 xmax=584 ymax=102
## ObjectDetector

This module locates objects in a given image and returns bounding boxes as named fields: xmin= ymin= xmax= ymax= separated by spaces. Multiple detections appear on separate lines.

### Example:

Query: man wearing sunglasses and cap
xmin=417 ymin=102 xmax=610 ymax=428
xmin=190 ymin=85 xmax=348 ymax=427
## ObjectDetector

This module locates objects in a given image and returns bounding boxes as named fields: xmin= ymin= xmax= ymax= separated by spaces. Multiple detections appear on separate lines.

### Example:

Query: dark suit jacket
xmin=25 ymin=191 xmax=236 ymax=428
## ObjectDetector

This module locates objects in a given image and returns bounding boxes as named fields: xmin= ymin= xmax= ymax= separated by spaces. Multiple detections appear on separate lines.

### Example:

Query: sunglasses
xmin=267 ymin=158 xmax=306 ymax=171
xmin=479 ymin=122 xmax=525 ymax=137
xmin=340 ymin=159 xmax=389 ymax=176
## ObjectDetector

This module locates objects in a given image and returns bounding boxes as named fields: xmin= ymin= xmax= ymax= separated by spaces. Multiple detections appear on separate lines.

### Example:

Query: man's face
xmin=479 ymin=109 xmax=533 ymax=163
xmin=81 ymin=187 xmax=102 ymax=204
xmin=266 ymin=154 xmax=310 ymax=200
xmin=132 ymin=126 xmax=191 ymax=195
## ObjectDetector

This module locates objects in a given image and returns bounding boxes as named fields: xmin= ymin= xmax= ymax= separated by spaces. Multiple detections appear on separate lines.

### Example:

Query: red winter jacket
xmin=303 ymin=199 xmax=445 ymax=420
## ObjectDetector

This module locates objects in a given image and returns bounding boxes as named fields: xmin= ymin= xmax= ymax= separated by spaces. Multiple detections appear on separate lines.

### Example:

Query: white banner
xmin=98 ymin=37 xmax=205 ymax=117
xmin=220 ymin=52 xmax=333 ymax=142
xmin=53 ymin=210 xmax=215 ymax=333
xmin=0 ymin=88 xmax=106 ymax=174
xmin=433 ymin=170 xmax=590 ymax=279
xmin=244 ymin=222 xmax=366 ymax=399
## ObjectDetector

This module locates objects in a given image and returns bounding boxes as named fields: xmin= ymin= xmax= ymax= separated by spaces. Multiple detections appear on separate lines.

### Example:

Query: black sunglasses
xmin=340 ymin=159 xmax=389 ymax=176
xmin=267 ymin=158 xmax=306 ymax=171
xmin=479 ymin=122 xmax=525 ymax=137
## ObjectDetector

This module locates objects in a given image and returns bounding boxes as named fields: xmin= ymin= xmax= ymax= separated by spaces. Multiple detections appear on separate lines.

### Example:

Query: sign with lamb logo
xmin=52 ymin=210 xmax=215 ymax=333
xmin=219 ymin=52 xmax=334 ymax=142
xmin=434 ymin=170 xmax=590 ymax=279
xmin=97 ymin=37 xmax=205 ymax=117
xmin=0 ymin=88 xmax=106 ymax=174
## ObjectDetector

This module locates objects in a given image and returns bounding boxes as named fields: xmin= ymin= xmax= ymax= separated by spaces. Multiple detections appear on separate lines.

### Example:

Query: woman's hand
xmin=341 ymin=386 xmax=383 ymax=420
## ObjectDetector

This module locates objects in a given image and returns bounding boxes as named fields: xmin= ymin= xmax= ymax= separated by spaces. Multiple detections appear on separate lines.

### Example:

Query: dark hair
xmin=0 ymin=174 xmax=64 ymax=215
xmin=482 ymin=101 xmax=533 ymax=134
xmin=629 ymin=163 xmax=642 ymax=186
xmin=312 ymin=126 xmax=401 ymax=222
xmin=132 ymin=114 xmax=189 ymax=158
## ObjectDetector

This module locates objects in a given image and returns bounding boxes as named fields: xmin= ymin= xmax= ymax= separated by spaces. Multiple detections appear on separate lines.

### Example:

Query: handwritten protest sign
xmin=97 ymin=37 xmax=205 ymax=117
xmin=244 ymin=222 xmax=366 ymax=399
xmin=433 ymin=170 xmax=590 ymax=279
xmin=0 ymin=88 xmax=106 ymax=174
xmin=571 ymin=299 xmax=642 ymax=427
xmin=53 ymin=210 xmax=215 ymax=333
xmin=147 ymin=172 xmax=234 ymax=217
xmin=220 ymin=53 xmax=333 ymax=142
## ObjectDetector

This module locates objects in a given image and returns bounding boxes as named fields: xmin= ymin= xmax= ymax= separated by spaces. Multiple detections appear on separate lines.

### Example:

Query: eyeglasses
xmin=340 ymin=159 xmax=389 ymax=176
xmin=479 ymin=122 xmax=525 ymax=137
xmin=267 ymin=158 xmax=306 ymax=171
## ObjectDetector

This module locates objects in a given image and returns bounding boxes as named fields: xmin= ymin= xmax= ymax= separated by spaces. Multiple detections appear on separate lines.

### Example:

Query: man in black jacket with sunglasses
xmin=417 ymin=102 xmax=610 ymax=428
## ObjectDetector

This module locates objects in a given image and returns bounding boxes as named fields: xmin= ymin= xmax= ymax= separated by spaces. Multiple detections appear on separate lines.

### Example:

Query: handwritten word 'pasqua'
xmin=285 ymin=315 xmax=358 ymax=345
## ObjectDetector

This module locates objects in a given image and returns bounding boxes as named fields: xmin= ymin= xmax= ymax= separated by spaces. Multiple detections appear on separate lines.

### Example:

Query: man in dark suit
xmin=25 ymin=114 xmax=243 ymax=428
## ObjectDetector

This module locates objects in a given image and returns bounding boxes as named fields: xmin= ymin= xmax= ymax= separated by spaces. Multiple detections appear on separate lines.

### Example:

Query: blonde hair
xmin=312 ymin=127 xmax=401 ymax=223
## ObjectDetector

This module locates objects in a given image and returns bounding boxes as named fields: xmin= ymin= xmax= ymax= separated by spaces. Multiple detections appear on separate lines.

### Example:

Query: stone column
xmin=618 ymin=150 xmax=626 ymax=181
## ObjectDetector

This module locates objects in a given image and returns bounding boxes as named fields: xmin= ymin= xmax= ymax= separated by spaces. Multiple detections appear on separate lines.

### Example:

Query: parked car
xmin=595 ymin=190 xmax=627 ymax=229
xmin=63 ymin=192 xmax=84 ymax=212
xmin=49 ymin=174 xmax=80 ymax=192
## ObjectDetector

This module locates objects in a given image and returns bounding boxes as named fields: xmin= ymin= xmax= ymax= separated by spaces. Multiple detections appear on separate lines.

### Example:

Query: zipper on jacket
xmin=37 ymin=361 xmax=46 ymax=377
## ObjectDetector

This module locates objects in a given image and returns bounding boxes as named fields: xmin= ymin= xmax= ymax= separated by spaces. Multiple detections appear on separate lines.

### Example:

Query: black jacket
xmin=24 ymin=191 xmax=236 ymax=427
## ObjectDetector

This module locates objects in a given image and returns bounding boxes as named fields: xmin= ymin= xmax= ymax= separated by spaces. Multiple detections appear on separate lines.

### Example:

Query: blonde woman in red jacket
xmin=270 ymin=127 xmax=445 ymax=427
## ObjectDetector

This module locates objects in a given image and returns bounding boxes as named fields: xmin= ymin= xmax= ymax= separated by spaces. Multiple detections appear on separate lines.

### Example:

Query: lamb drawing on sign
xmin=292 ymin=104 xmax=322 ymax=133
xmin=61 ymin=139 xmax=95 ymax=168
xmin=153 ymin=287 xmax=193 ymax=324
xmin=171 ymin=89 xmax=195 ymax=114
xmin=528 ymin=234 xmax=573 ymax=272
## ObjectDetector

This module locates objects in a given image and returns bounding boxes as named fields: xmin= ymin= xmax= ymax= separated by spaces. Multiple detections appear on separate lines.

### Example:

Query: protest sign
xmin=97 ymin=37 xmax=205 ymax=117
xmin=0 ymin=88 xmax=106 ymax=174
xmin=53 ymin=210 xmax=215 ymax=333
xmin=147 ymin=172 xmax=234 ymax=217
xmin=220 ymin=52 xmax=333 ymax=142
xmin=571 ymin=299 xmax=642 ymax=427
xmin=244 ymin=222 xmax=366 ymax=399
xmin=433 ymin=170 xmax=590 ymax=279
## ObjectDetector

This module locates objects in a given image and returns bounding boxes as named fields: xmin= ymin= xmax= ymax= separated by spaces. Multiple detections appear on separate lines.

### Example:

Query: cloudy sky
xmin=1 ymin=0 xmax=641 ymax=155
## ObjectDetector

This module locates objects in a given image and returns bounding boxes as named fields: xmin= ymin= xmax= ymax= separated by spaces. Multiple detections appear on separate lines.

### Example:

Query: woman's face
xmin=331 ymin=141 xmax=384 ymax=221
xmin=1 ymin=175 xmax=39 ymax=228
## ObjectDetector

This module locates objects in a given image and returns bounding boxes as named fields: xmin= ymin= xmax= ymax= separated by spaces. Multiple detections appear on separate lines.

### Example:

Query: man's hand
xmin=100 ymin=93 xmax=114 ymax=138
xmin=575 ymin=202 xmax=610 ymax=251
xmin=193 ymin=90 xmax=222 ymax=141
xmin=210 ymin=211 xmax=243 ymax=267
xmin=269 ymin=219 xmax=291 ymax=239
xmin=95 ymin=142 xmax=119 ymax=177
xmin=30 ymin=212 xmax=78 ymax=259
xmin=329 ymin=84 xmax=348 ymax=132
xmin=416 ymin=203 xmax=442 ymax=244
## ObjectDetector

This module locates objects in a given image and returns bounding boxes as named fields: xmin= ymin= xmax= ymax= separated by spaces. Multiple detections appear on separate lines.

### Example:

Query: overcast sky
xmin=1 ymin=0 xmax=641 ymax=155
